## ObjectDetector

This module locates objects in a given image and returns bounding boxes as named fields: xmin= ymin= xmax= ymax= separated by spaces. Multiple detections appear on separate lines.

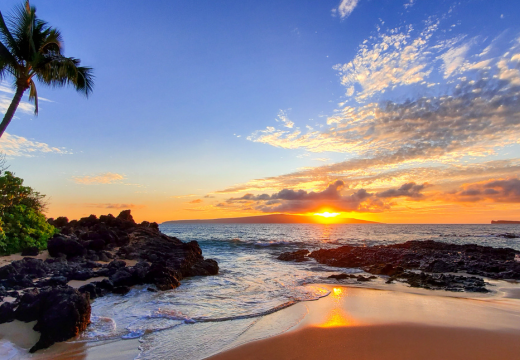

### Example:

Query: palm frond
xmin=34 ymin=55 xmax=93 ymax=95
xmin=0 ymin=12 xmax=18 ymax=60
xmin=8 ymin=1 xmax=37 ymax=60
xmin=38 ymin=28 xmax=62 ymax=54
xmin=0 ymin=40 xmax=17 ymax=73
xmin=74 ymin=66 xmax=94 ymax=96
xmin=28 ymin=78 xmax=38 ymax=114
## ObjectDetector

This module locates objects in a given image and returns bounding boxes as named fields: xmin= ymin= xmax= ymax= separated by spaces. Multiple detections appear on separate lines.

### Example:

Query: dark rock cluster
xmin=328 ymin=273 xmax=377 ymax=282
xmin=277 ymin=249 xmax=310 ymax=262
xmin=278 ymin=240 xmax=520 ymax=292
xmin=0 ymin=210 xmax=218 ymax=352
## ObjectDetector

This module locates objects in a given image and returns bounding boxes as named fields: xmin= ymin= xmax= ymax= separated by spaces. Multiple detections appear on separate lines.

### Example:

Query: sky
xmin=1 ymin=0 xmax=519 ymax=224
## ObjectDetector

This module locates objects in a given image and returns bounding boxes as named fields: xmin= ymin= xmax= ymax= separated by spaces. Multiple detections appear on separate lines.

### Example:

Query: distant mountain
xmin=491 ymin=220 xmax=520 ymax=224
xmin=162 ymin=214 xmax=380 ymax=224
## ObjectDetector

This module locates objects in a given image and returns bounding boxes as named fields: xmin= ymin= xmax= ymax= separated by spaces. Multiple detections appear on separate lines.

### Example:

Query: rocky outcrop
xmin=328 ymin=273 xmax=377 ymax=282
xmin=305 ymin=240 xmax=520 ymax=292
xmin=0 ymin=210 xmax=218 ymax=352
xmin=277 ymin=249 xmax=310 ymax=262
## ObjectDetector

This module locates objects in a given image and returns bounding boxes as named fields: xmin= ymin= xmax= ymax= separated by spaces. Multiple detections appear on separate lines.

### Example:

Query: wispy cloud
xmin=0 ymin=133 xmax=70 ymax=157
xmin=188 ymin=199 xmax=203 ymax=204
xmin=403 ymin=0 xmax=415 ymax=9
xmin=332 ymin=0 xmax=360 ymax=19
xmin=0 ymin=83 xmax=53 ymax=115
xmin=172 ymin=194 xmax=198 ymax=199
xmin=275 ymin=110 xmax=294 ymax=129
xmin=333 ymin=20 xmax=440 ymax=102
xmin=0 ymin=95 xmax=36 ymax=115
xmin=73 ymin=172 xmax=126 ymax=185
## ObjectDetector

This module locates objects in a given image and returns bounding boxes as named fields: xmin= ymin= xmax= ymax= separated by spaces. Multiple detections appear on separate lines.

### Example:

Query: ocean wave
xmin=78 ymin=316 xmax=118 ymax=341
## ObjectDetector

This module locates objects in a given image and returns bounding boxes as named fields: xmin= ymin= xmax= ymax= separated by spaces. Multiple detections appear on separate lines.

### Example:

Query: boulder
xmin=145 ymin=264 xmax=181 ymax=291
xmin=188 ymin=259 xmax=219 ymax=276
xmin=0 ymin=302 xmax=16 ymax=323
xmin=29 ymin=287 xmax=91 ymax=353
xmin=47 ymin=236 xmax=86 ymax=258
xmin=109 ymin=269 xmax=134 ymax=287
xmin=12 ymin=258 xmax=50 ymax=277
xmin=21 ymin=247 xmax=39 ymax=256
xmin=277 ymin=249 xmax=310 ymax=262
xmin=117 ymin=210 xmax=135 ymax=223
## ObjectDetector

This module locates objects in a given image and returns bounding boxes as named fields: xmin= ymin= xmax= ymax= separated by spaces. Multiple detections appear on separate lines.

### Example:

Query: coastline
xmin=2 ymin=281 xmax=518 ymax=359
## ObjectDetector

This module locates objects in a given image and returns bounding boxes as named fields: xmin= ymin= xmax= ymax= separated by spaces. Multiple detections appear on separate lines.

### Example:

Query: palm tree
xmin=0 ymin=1 xmax=93 ymax=138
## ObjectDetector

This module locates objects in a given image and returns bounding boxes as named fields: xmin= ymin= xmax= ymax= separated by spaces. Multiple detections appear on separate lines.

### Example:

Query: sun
xmin=314 ymin=212 xmax=340 ymax=218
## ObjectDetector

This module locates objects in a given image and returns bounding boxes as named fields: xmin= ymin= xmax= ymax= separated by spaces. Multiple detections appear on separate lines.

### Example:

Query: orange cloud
xmin=73 ymin=172 xmax=125 ymax=185
xmin=189 ymin=199 xmax=203 ymax=204
xmin=446 ymin=178 xmax=520 ymax=203
xmin=224 ymin=180 xmax=431 ymax=214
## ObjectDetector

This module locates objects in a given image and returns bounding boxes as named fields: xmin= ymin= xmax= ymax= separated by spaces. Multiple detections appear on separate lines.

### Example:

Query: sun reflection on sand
xmin=317 ymin=287 xmax=357 ymax=328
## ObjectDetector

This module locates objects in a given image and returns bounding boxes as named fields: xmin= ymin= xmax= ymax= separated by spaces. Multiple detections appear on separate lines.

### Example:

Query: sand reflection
xmin=317 ymin=287 xmax=357 ymax=328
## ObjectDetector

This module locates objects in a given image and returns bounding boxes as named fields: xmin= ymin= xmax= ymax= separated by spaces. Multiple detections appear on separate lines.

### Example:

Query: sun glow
xmin=314 ymin=212 xmax=340 ymax=218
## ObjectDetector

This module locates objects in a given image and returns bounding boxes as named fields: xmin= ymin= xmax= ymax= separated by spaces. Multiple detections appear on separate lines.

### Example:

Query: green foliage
xmin=0 ymin=171 xmax=56 ymax=254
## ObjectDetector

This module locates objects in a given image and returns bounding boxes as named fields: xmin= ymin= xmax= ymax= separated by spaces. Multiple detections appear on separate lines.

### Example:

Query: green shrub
xmin=0 ymin=171 xmax=56 ymax=255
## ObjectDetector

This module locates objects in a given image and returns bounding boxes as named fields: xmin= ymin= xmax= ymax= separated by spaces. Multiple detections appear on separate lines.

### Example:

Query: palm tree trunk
xmin=0 ymin=86 xmax=26 ymax=139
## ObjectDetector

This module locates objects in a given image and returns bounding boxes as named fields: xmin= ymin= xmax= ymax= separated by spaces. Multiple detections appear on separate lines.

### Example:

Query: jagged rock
xmin=145 ymin=264 xmax=181 ymax=291
xmin=15 ymin=289 xmax=42 ymax=322
xmin=277 ymin=249 xmax=310 ymax=262
xmin=327 ymin=273 xmax=377 ymax=281
xmin=21 ymin=247 xmax=39 ymax=256
xmin=11 ymin=258 xmax=50 ymax=277
xmin=78 ymin=283 xmax=98 ymax=300
xmin=0 ymin=302 xmax=16 ymax=323
xmin=425 ymin=259 xmax=456 ymax=273
xmin=47 ymin=236 xmax=86 ymax=258
xmin=328 ymin=273 xmax=351 ymax=280
xmin=110 ymin=269 xmax=134 ymax=287
xmin=70 ymin=269 xmax=95 ymax=281
xmin=309 ymin=240 xmax=520 ymax=282
xmin=117 ymin=210 xmax=134 ymax=223
xmin=53 ymin=217 xmax=69 ymax=228
xmin=28 ymin=286 xmax=91 ymax=353
xmin=86 ymin=238 xmax=105 ymax=252
xmin=188 ymin=259 xmax=219 ymax=276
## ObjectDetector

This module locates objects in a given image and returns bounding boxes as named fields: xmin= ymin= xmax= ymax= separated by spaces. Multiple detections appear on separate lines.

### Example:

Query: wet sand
xmin=207 ymin=284 xmax=520 ymax=360
xmin=208 ymin=324 xmax=520 ymax=360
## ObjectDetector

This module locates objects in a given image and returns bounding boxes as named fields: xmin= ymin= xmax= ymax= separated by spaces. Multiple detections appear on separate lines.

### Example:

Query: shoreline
xmin=1 ymin=281 xmax=518 ymax=359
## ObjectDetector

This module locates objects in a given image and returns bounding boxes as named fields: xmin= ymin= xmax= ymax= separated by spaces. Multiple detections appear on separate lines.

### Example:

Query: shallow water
xmin=34 ymin=224 xmax=520 ymax=359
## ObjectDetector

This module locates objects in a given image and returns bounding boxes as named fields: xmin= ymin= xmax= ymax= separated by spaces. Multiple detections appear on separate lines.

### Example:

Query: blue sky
xmin=1 ymin=0 xmax=520 ymax=223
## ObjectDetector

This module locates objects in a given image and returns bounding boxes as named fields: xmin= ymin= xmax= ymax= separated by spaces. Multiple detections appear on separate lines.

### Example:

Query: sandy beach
xmin=207 ymin=284 xmax=520 ymax=360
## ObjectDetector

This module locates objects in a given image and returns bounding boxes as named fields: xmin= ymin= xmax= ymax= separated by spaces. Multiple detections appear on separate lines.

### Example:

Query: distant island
xmin=163 ymin=214 xmax=381 ymax=224
xmin=491 ymin=220 xmax=520 ymax=224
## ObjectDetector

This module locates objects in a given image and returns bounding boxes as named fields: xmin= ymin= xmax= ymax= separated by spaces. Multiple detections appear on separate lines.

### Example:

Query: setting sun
xmin=314 ymin=212 xmax=341 ymax=218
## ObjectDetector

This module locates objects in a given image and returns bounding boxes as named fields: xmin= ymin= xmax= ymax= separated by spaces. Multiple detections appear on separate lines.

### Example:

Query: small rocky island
xmin=278 ymin=240 xmax=520 ymax=292
xmin=0 ymin=210 xmax=218 ymax=352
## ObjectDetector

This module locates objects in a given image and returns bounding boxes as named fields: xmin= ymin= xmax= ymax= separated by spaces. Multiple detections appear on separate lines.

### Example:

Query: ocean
xmin=76 ymin=224 xmax=520 ymax=360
